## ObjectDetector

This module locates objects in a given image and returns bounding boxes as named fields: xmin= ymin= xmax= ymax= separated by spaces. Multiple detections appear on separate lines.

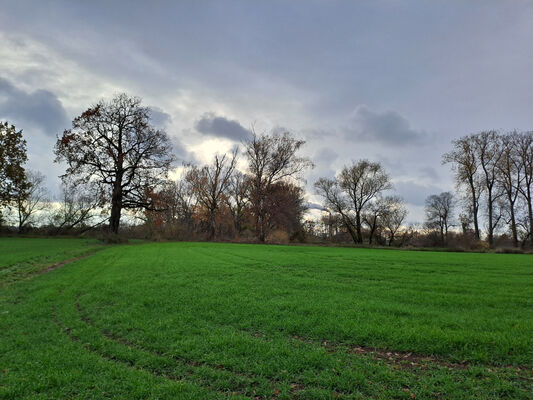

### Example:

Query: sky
xmin=1 ymin=0 xmax=533 ymax=222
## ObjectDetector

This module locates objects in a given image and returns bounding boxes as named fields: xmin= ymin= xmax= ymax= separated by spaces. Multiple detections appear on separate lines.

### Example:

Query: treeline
xmin=1 ymin=94 xmax=532 ymax=249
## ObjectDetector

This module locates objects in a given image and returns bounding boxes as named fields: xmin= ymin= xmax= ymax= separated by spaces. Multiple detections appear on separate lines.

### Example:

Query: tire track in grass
xmin=73 ymin=295 xmax=367 ymax=399
xmin=51 ymin=297 xmax=257 ymax=399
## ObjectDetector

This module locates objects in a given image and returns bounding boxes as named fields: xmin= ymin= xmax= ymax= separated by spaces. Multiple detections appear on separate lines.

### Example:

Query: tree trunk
xmin=469 ymin=177 xmax=480 ymax=240
xmin=109 ymin=178 xmax=123 ymax=234
xmin=355 ymin=212 xmax=363 ymax=244
xmin=527 ymin=186 xmax=533 ymax=247
xmin=209 ymin=206 xmax=216 ymax=240
xmin=487 ymin=191 xmax=494 ymax=247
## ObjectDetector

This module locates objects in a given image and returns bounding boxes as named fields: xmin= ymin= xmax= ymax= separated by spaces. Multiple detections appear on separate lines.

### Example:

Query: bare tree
xmin=424 ymin=191 xmax=455 ymax=243
xmin=338 ymin=160 xmax=392 ymax=243
xmin=54 ymin=93 xmax=175 ymax=234
xmin=51 ymin=179 xmax=103 ymax=234
xmin=443 ymin=136 xmax=483 ymax=240
xmin=13 ymin=170 xmax=49 ymax=233
xmin=186 ymin=150 xmax=237 ymax=239
xmin=245 ymin=131 xmax=313 ymax=241
xmin=496 ymin=132 xmax=522 ymax=247
xmin=225 ymin=170 xmax=250 ymax=235
xmin=515 ymin=131 xmax=533 ymax=245
xmin=473 ymin=131 xmax=503 ymax=246
xmin=380 ymin=197 xmax=408 ymax=246
xmin=314 ymin=178 xmax=358 ymax=244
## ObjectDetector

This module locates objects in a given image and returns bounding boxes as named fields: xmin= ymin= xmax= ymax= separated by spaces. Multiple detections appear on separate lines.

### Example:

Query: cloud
xmin=394 ymin=180 xmax=445 ymax=206
xmin=0 ymin=77 xmax=69 ymax=136
xmin=195 ymin=112 xmax=251 ymax=141
xmin=149 ymin=106 xmax=172 ymax=129
xmin=345 ymin=105 xmax=427 ymax=146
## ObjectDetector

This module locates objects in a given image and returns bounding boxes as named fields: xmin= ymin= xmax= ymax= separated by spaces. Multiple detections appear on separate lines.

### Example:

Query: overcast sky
xmin=1 ymin=0 xmax=533 ymax=222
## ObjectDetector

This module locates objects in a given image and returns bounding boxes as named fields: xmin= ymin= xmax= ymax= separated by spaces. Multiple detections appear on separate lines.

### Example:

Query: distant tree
xmin=424 ymin=191 xmax=455 ymax=243
xmin=338 ymin=160 xmax=392 ymax=243
xmin=186 ymin=150 xmax=237 ymax=239
xmin=244 ymin=131 xmax=312 ymax=241
xmin=51 ymin=179 xmax=103 ymax=234
xmin=443 ymin=136 xmax=483 ymax=240
xmin=54 ymin=94 xmax=175 ymax=234
xmin=13 ymin=170 xmax=49 ymax=233
xmin=380 ymin=197 xmax=408 ymax=246
xmin=264 ymin=181 xmax=307 ymax=240
xmin=0 ymin=122 xmax=29 ymax=223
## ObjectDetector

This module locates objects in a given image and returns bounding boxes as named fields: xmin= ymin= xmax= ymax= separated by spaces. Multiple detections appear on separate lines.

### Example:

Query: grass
xmin=0 ymin=240 xmax=532 ymax=399
xmin=0 ymin=237 xmax=103 ymax=286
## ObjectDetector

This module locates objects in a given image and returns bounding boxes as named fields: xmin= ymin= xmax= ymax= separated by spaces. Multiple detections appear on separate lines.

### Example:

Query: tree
xmin=380 ymin=197 xmax=408 ymax=246
xmin=473 ymin=131 xmax=503 ymax=246
xmin=244 ymin=131 xmax=312 ymax=242
xmin=314 ymin=177 xmax=359 ymax=244
xmin=54 ymin=94 xmax=175 ymax=234
xmin=13 ymin=170 xmax=49 ymax=233
xmin=225 ymin=170 xmax=250 ymax=235
xmin=443 ymin=136 xmax=482 ymax=240
xmin=424 ymin=191 xmax=454 ymax=243
xmin=338 ymin=160 xmax=392 ymax=243
xmin=263 ymin=181 xmax=307 ymax=240
xmin=496 ymin=132 xmax=522 ymax=247
xmin=514 ymin=131 xmax=533 ymax=245
xmin=51 ymin=179 xmax=103 ymax=234
xmin=0 ymin=122 xmax=28 ymax=223
xmin=185 ymin=150 xmax=237 ymax=239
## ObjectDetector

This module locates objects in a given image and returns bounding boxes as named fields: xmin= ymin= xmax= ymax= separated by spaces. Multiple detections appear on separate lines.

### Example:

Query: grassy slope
xmin=0 ymin=237 xmax=103 ymax=286
xmin=0 ymin=240 xmax=532 ymax=399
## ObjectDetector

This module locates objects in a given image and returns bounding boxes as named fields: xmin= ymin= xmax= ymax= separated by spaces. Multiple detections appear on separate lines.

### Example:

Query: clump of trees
xmin=443 ymin=131 xmax=533 ymax=248
xmin=314 ymin=160 xmax=408 ymax=245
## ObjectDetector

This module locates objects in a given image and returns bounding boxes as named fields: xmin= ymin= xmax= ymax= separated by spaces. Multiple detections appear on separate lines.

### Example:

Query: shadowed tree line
xmin=1 ymin=94 xmax=532 ymax=249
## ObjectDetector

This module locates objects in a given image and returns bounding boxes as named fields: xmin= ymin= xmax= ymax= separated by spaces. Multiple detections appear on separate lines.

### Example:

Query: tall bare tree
xmin=54 ymin=94 xmax=175 ymax=234
xmin=496 ymin=132 xmax=522 ymax=247
xmin=474 ymin=131 xmax=503 ymax=246
xmin=245 ymin=131 xmax=312 ymax=241
xmin=424 ymin=191 xmax=454 ymax=243
xmin=186 ymin=150 xmax=237 ymax=239
xmin=515 ymin=131 xmax=533 ymax=245
xmin=443 ymin=136 xmax=482 ymax=240
xmin=381 ymin=197 xmax=408 ymax=246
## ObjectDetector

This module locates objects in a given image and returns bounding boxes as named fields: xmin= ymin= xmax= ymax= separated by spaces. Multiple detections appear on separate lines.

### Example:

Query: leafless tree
xmin=51 ymin=179 xmax=103 ymax=234
xmin=496 ymin=132 xmax=522 ymax=247
xmin=186 ymin=149 xmax=237 ymax=239
xmin=338 ymin=160 xmax=392 ymax=243
xmin=424 ymin=191 xmax=455 ymax=243
xmin=473 ymin=131 xmax=504 ymax=246
xmin=314 ymin=178 xmax=358 ymax=243
xmin=244 ymin=130 xmax=313 ymax=241
xmin=380 ymin=197 xmax=408 ymax=246
xmin=514 ymin=131 xmax=533 ymax=245
xmin=225 ymin=170 xmax=250 ymax=235
xmin=13 ymin=170 xmax=49 ymax=233
xmin=54 ymin=93 xmax=175 ymax=234
xmin=443 ymin=136 xmax=483 ymax=240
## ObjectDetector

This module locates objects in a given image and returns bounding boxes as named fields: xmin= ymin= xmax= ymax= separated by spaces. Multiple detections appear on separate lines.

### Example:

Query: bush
xmin=266 ymin=229 xmax=290 ymax=244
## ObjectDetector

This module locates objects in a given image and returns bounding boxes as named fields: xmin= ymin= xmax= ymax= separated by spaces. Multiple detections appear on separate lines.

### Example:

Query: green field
xmin=1 ymin=239 xmax=532 ymax=399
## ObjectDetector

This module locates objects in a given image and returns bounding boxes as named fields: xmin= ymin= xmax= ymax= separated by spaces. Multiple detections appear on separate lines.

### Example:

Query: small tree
xmin=54 ymin=94 xmax=175 ymax=234
xmin=13 ymin=170 xmax=49 ymax=233
xmin=424 ymin=191 xmax=455 ymax=244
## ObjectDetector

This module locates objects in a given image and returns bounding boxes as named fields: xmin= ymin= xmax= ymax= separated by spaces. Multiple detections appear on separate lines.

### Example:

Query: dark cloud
xmin=195 ymin=113 xmax=251 ymax=141
xmin=346 ymin=105 xmax=427 ymax=146
xmin=394 ymin=180 xmax=445 ymax=206
xmin=149 ymin=107 xmax=172 ymax=129
xmin=0 ymin=77 xmax=69 ymax=136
